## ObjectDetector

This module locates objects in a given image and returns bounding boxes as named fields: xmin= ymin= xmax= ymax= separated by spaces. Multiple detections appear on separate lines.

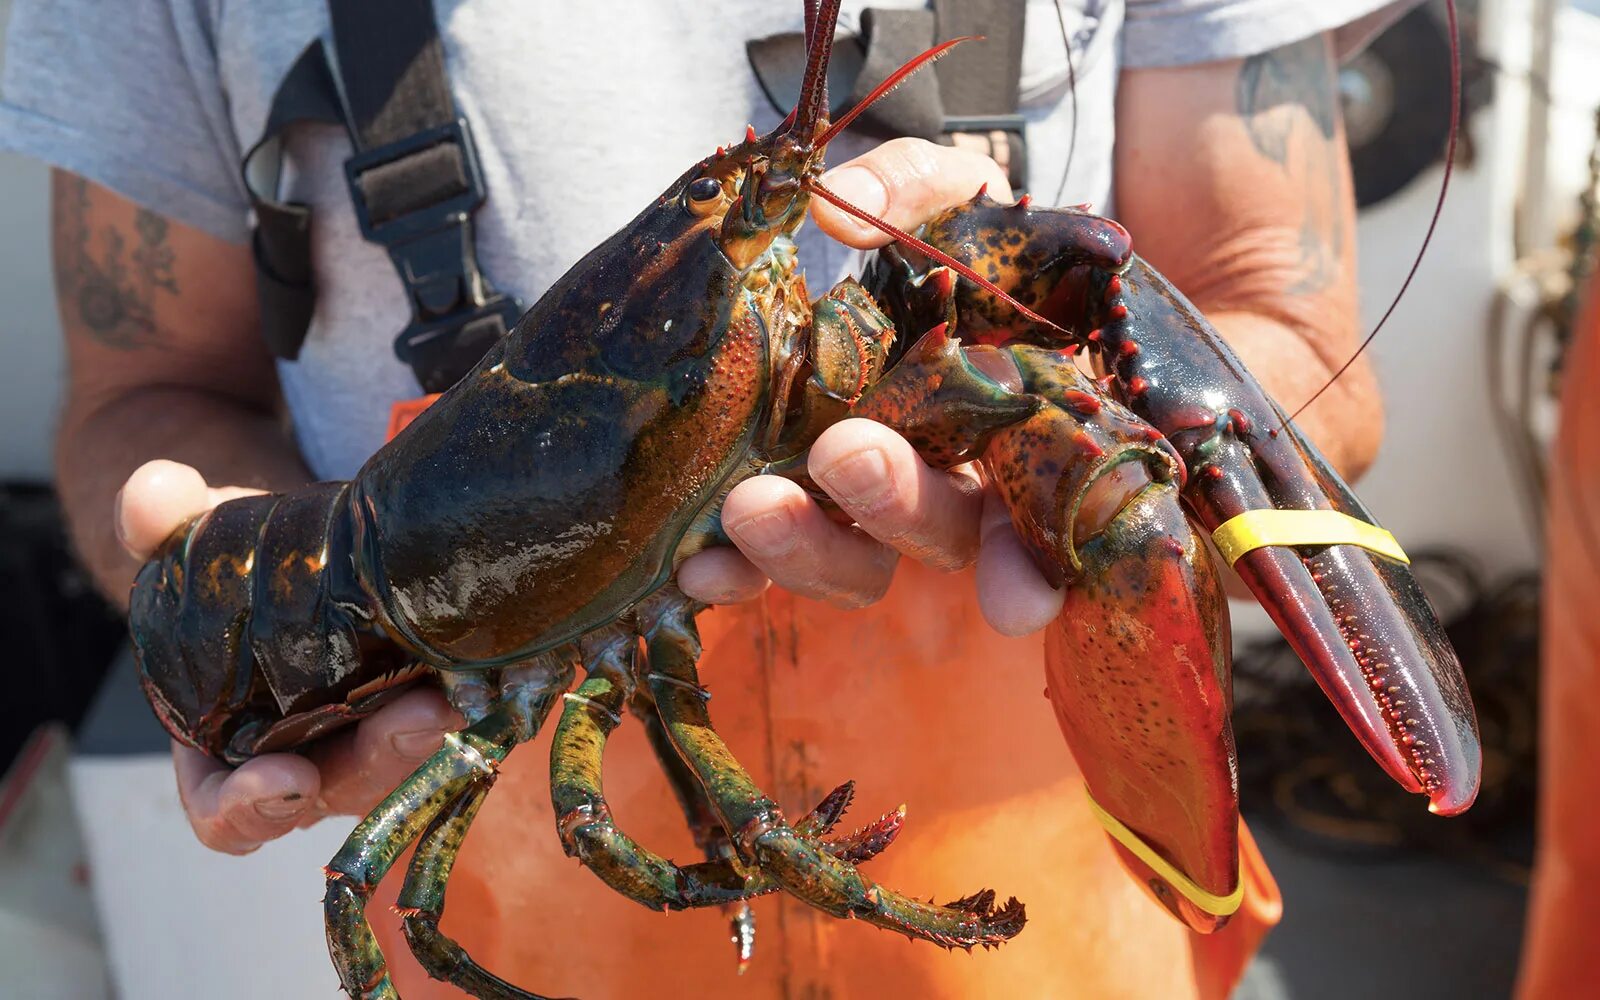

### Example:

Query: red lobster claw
xmin=1083 ymin=257 xmax=1481 ymax=817
xmin=857 ymin=198 xmax=1481 ymax=934
xmin=982 ymin=346 xmax=1248 ymax=931
xmin=852 ymin=333 xmax=1253 ymax=929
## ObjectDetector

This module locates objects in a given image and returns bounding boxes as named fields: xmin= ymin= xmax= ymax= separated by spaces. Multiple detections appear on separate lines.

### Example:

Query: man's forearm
xmin=58 ymin=386 xmax=310 ymax=607
xmin=1206 ymin=310 xmax=1383 ymax=481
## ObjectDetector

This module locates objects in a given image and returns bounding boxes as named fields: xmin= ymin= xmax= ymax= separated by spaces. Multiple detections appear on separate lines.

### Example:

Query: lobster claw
xmin=853 ymin=331 xmax=1257 ymax=931
xmin=1089 ymin=256 xmax=1481 ymax=816
xmin=983 ymin=346 xmax=1247 ymax=931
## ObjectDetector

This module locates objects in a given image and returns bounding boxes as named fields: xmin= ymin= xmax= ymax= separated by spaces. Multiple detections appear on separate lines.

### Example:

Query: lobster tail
xmin=131 ymin=483 xmax=416 ymax=764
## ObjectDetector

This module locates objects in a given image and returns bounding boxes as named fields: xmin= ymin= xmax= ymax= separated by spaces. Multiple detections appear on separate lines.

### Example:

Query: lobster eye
xmin=688 ymin=177 xmax=722 ymax=203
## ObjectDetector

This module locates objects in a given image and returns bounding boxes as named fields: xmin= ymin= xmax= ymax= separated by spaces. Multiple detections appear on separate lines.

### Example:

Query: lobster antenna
xmin=1052 ymin=0 xmax=1079 ymax=205
xmin=789 ymin=0 xmax=844 ymax=136
xmin=1274 ymin=0 xmax=1461 ymax=436
xmin=807 ymin=178 xmax=1070 ymax=336
xmin=815 ymin=37 xmax=978 ymax=147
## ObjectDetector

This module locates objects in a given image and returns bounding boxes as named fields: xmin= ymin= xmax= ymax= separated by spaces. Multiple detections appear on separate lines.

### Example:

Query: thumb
xmin=116 ymin=460 xmax=263 ymax=560
xmin=812 ymin=137 xmax=1013 ymax=249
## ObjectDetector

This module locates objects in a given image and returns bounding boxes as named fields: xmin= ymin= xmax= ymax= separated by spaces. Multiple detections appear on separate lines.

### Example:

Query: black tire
xmin=1344 ymin=7 xmax=1457 ymax=210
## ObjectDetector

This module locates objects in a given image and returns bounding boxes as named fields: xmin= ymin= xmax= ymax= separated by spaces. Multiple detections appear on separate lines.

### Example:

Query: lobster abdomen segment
xmin=132 ymin=482 xmax=418 ymax=764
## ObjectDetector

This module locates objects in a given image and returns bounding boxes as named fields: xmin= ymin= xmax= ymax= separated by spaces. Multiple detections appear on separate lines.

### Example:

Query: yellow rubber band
xmin=1210 ymin=509 xmax=1409 ymax=568
xmin=1085 ymin=790 xmax=1244 ymax=917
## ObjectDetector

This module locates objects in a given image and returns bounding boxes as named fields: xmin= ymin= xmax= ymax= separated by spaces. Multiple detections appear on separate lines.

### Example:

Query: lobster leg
xmin=640 ymin=586 xmax=1026 ymax=950
xmin=629 ymin=682 xmax=761 ymax=968
xmin=549 ymin=625 xmax=903 ymax=917
xmin=394 ymin=784 xmax=554 ymax=1000
xmin=551 ymin=625 xmax=753 ymax=910
xmin=323 ymin=655 xmax=573 ymax=1000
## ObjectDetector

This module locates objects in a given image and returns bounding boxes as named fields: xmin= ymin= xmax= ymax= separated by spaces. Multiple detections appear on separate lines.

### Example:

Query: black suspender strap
xmin=243 ymin=43 xmax=343 ymax=363
xmin=242 ymin=0 xmax=522 ymax=393
xmin=931 ymin=0 xmax=1028 ymax=191
xmin=745 ymin=0 xmax=1030 ymax=192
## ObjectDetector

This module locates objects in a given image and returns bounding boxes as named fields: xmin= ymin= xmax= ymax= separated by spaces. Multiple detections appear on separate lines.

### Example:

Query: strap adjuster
xmin=345 ymin=118 xmax=487 ymax=241
xmin=343 ymin=118 xmax=522 ymax=392
xmin=392 ymin=294 xmax=522 ymax=394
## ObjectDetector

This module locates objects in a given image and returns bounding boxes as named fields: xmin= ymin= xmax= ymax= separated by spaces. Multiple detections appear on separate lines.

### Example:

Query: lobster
xmin=129 ymin=2 xmax=1480 ymax=996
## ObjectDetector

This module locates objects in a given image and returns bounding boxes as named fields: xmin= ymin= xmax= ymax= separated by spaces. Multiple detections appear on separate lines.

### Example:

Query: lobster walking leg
xmin=631 ymin=683 xmax=760 ymax=966
xmin=641 ymin=587 xmax=1026 ymax=950
xmin=394 ymin=785 xmax=552 ymax=1000
xmin=551 ymin=625 xmax=752 ymax=909
xmin=324 ymin=656 xmax=573 ymax=999
xmin=550 ymin=625 xmax=901 ymax=914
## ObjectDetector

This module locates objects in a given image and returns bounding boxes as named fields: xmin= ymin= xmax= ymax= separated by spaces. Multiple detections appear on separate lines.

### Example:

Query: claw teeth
xmin=826 ymin=804 xmax=906 ymax=863
xmin=811 ymin=781 xmax=857 ymax=834
xmin=988 ymin=897 xmax=1028 ymax=938
xmin=942 ymin=888 xmax=997 ymax=914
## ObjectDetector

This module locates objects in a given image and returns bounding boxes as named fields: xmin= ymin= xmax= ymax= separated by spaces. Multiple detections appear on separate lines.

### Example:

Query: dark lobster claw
xmin=1086 ymin=256 xmax=1481 ymax=815
xmin=861 ymin=199 xmax=1480 ymax=817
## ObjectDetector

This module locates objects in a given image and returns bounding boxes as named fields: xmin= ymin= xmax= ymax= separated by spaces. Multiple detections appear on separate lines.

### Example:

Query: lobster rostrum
xmin=129 ymin=2 xmax=1480 ymax=995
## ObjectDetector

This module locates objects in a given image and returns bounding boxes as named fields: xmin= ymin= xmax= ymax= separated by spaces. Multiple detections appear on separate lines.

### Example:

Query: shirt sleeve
xmin=0 ymin=0 xmax=250 ymax=242
xmin=1123 ymin=0 xmax=1422 ymax=69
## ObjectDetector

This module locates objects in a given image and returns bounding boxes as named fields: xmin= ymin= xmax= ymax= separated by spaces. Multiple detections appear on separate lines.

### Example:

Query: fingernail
xmin=113 ymin=487 xmax=130 ymax=551
xmin=391 ymin=729 xmax=447 ymax=761
xmin=816 ymin=448 xmax=892 ymax=509
xmin=253 ymin=792 xmax=310 ymax=821
xmin=819 ymin=166 xmax=888 ymax=218
xmin=729 ymin=509 xmax=798 ymax=558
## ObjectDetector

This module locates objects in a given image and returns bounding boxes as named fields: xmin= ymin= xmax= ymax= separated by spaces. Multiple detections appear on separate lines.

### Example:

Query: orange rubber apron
xmin=370 ymin=560 xmax=1280 ymax=999
xmin=1517 ymin=278 xmax=1600 ymax=998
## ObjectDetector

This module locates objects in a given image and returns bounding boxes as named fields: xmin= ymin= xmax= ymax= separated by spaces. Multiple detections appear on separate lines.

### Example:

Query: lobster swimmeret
xmin=129 ymin=3 xmax=1480 ymax=996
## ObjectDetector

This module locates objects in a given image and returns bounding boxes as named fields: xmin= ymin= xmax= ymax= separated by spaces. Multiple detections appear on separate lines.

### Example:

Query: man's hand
xmin=676 ymin=139 xmax=1063 ymax=637
xmin=50 ymin=176 xmax=459 ymax=853
xmin=122 ymin=464 xmax=462 ymax=855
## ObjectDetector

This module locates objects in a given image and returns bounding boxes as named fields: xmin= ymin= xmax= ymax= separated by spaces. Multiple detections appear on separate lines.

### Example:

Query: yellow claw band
xmin=1210 ymin=508 xmax=1409 ymax=568
xmin=1085 ymin=790 xmax=1244 ymax=917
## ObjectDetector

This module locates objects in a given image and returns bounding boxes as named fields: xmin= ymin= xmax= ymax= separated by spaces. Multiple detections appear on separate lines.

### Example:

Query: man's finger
xmin=677 ymin=546 xmax=772 ymax=605
xmin=117 ymin=461 xmax=212 ymax=560
xmin=116 ymin=460 xmax=267 ymax=561
xmin=813 ymin=137 xmax=1013 ymax=249
xmin=721 ymin=475 xmax=899 ymax=609
xmin=310 ymin=688 xmax=464 ymax=817
xmin=975 ymin=491 xmax=1065 ymax=637
xmin=173 ymin=742 xmax=320 ymax=855
xmin=808 ymin=419 xmax=983 ymax=571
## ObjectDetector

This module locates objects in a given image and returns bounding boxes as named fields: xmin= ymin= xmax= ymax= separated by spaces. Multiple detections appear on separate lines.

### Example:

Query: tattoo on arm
xmin=52 ymin=176 xmax=181 ymax=348
xmin=1236 ymin=37 xmax=1345 ymax=295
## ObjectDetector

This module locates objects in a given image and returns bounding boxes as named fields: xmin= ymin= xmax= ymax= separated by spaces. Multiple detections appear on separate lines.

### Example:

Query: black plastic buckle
xmin=392 ymin=294 xmax=523 ymax=394
xmin=944 ymin=114 xmax=1029 ymax=193
xmin=345 ymin=119 xmax=522 ymax=392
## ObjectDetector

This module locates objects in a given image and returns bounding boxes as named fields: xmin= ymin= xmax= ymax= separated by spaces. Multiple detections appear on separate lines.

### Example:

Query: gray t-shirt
xmin=0 ymin=0 xmax=1400 ymax=480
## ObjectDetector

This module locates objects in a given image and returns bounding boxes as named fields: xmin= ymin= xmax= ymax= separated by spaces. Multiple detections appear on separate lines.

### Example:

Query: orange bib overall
xmin=370 ymin=561 xmax=1280 ymax=998
xmin=1518 ymin=277 xmax=1600 ymax=998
